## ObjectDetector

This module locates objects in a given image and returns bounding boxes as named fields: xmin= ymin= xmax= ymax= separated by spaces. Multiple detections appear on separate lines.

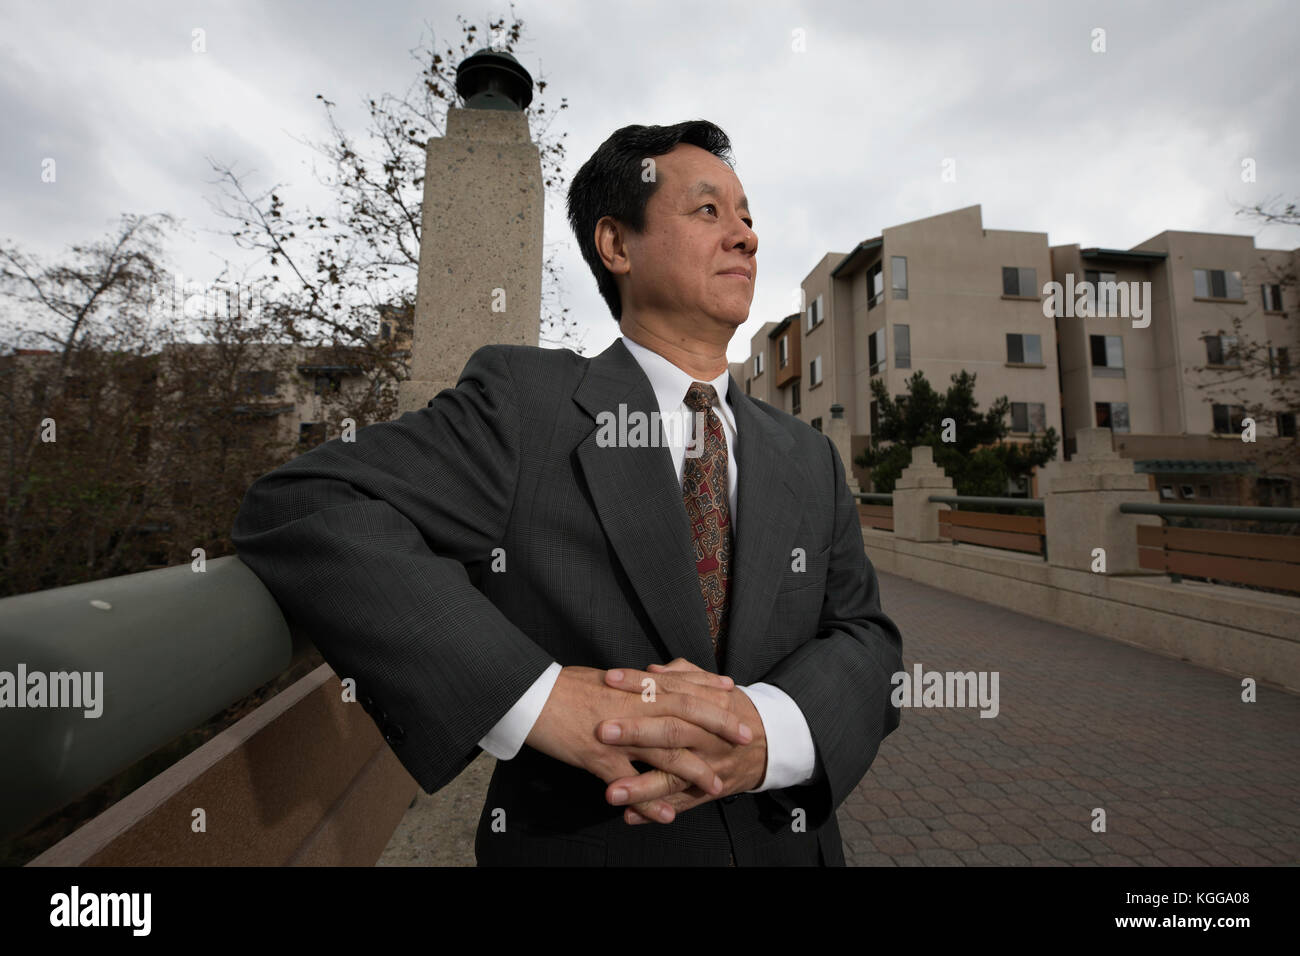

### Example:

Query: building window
xmin=791 ymin=381 xmax=800 ymax=415
xmin=895 ymin=323 xmax=911 ymax=369
xmin=1204 ymin=334 xmax=1239 ymax=367
xmin=1211 ymin=403 xmax=1245 ymax=434
xmin=1180 ymin=485 xmax=1196 ymax=499
xmin=1193 ymin=268 xmax=1243 ymax=300
xmin=1269 ymin=347 xmax=1290 ymax=376
xmin=380 ymin=321 xmax=391 ymax=340
xmin=807 ymin=294 xmax=824 ymax=331
xmin=1159 ymin=485 xmax=1176 ymax=500
xmin=810 ymin=355 xmax=823 ymax=386
xmin=314 ymin=373 xmax=341 ymax=396
xmin=1011 ymin=402 xmax=1047 ymax=434
xmin=869 ymin=399 xmax=879 ymax=434
xmin=1002 ymin=266 xmax=1037 ymax=297
xmin=779 ymin=336 xmax=788 ymax=368
xmin=1278 ymin=412 xmax=1296 ymax=438
xmin=891 ymin=256 xmax=908 ymax=300
xmin=299 ymin=421 xmax=327 ymax=446
xmin=1007 ymin=333 xmax=1043 ymax=365
xmin=745 ymin=377 xmax=751 ymax=396
xmin=811 ymin=417 xmax=823 ymax=432
xmin=868 ymin=328 xmax=886 ymax=375
xmin=754 ymin=352 xmax=764 ymax=377
xmin=867 ymin=262 xmax=884 ymax=309
xmin=1084 ymin=270 xmax=1120 ymax=315
xmin=1094 ymin=401 xmax=1130 ymax=433
xmin=1089 ymin=334 xmax=1124 ymax=372
xmin=1262 ymin=283 xmax=1283 ymax=312
xmin=239 ymin=369 xmax=277 ymax=396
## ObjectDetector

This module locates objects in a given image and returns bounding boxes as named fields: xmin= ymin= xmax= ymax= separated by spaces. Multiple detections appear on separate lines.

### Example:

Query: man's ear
xmin=594 ymin=216 xmax=633 ymax=278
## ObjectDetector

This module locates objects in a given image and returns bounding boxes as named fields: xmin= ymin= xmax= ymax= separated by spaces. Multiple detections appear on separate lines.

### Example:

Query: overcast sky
xmin=2 ymin=0 xmax=1297 ymax=362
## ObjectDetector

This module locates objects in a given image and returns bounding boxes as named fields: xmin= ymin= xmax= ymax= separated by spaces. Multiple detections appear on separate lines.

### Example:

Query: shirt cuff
xmin=737 ymin=682 xmax=818 ymax=792
xmin=477 ymin=661 xmax=562 ymax=760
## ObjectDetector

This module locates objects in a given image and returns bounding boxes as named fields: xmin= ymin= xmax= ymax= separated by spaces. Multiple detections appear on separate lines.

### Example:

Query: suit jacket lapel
xmin=721 ymin=375 xmax=799 ymax=682
xmin=574 ymin=339 xmax=715 ymax=667
xmin=573 ymin=338 xmax=801 ymax=676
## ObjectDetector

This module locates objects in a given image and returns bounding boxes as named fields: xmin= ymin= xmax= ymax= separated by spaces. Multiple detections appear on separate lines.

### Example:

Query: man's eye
xmin=701 ymin=203 xmax=753 ymax=228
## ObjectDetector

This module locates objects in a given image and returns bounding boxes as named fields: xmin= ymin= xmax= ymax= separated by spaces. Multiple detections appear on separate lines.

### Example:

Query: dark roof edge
xmin=768 ymin=313 xmax=799 ymax=338
xmin=1080 ymin=247 xmax=1168 ymax=262
xmin=830 ymin=237 xmax=883 ymax=278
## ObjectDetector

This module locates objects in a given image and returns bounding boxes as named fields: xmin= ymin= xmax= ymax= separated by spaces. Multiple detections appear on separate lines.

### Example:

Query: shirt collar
xmin=620 ymin=334 xmax=732 ymax=420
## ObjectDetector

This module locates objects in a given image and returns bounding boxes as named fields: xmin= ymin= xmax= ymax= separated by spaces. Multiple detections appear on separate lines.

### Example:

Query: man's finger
xmin=615 ymin=664 xmax=732 ymax=691
xmin=647 ymin=666 xmax=735 ymax=691
xmin=652 ymin=688 xmax=751 ymax=745
xmin=597 ymin=714 xmax=722 ymax=757
xmin=604 ymin=670 xmax=750 ymax=742
xmin=627 ymin=787 xmax=710 ymax=825
xmin=648 ymin=658 xmax=712 ymax=675
xmin=605 ymin=744 xmax=723 ymax=801
xmin=606 ymin=764 xmax=687 ymax=820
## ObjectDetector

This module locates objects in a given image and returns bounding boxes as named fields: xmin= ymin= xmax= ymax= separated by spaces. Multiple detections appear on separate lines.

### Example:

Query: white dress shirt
xmin=476 ymin=334 xmax=818 ymax=793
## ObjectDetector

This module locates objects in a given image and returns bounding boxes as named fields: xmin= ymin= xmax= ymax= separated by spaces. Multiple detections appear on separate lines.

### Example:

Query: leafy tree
xmin=855 ymin=369 xmax=1059 ymax=495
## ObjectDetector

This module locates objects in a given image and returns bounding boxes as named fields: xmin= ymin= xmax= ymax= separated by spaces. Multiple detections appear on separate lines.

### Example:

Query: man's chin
xmin=713 ymin=308 xmax=751 ymax=330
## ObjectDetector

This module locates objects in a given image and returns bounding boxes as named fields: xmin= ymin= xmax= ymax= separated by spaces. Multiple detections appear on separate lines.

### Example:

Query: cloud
xmin=1 ymin=0 xmax=1295 ymax=362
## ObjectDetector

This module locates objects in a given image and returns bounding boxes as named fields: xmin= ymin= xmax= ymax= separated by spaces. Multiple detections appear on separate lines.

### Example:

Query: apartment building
xmin=741 ymin=205 xmax=1064 ymax=494
xmin=727 ymin=359 xmax=747 ymax=396
xmin=1051 ymin=231 xmax=1299 ymax=505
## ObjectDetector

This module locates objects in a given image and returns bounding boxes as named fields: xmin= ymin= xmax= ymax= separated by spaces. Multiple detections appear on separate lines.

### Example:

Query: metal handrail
xmin=0 ymin=555 xmax=303 ymax=839
xmin=854 ymin=493 xmax=894 ymax=504
xmin=1119 ymin=503 xmax=1300 ymax=522
xmin=928 ymin=495 xmax=1044 ymax=511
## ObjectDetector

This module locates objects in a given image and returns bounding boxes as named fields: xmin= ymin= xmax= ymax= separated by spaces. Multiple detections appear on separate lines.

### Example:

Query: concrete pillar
xmin=826 ymin=404 xmax=859 ymax=492
xmin=1044 ymin=427 xmax=1160 ymax=573
xmin=397 ymin=50 xmax=543 ymax=416
xmin=892 ymin=446 xmax=954 ymax=542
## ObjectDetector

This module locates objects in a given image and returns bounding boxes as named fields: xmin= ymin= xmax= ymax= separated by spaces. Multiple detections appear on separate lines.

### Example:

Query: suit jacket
xmin=231 ymin=336 xmax=903 ymax=866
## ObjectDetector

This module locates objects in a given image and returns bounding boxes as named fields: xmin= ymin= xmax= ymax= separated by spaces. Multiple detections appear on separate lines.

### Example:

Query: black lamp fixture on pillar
xmin=455 ymin=49 xmax=534 ymax=111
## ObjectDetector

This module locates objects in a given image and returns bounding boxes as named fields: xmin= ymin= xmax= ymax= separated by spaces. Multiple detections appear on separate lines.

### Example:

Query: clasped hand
xmin=523 ymin=658 xmax=768 ymax=826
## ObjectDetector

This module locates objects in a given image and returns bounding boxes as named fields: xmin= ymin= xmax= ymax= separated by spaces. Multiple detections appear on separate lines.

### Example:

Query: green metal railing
xmin=927 ymin=495 xmax=1044 ymax=511
xmin=0 ymin=556 xmax=303 ymax=839
xmin=1119 ymin=502 xmax=1300 ymax=522
xmin=853 ymin=493 xmax=1045 ymax=512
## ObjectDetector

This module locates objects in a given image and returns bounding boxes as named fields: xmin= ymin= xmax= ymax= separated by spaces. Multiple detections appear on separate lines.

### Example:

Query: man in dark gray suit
xmin=231 ymin=119 xmax=902 ymax=866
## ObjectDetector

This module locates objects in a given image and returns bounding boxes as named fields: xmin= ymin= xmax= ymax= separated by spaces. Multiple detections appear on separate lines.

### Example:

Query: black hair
xmin=566 ymin=120 xmax=735 ymax=323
